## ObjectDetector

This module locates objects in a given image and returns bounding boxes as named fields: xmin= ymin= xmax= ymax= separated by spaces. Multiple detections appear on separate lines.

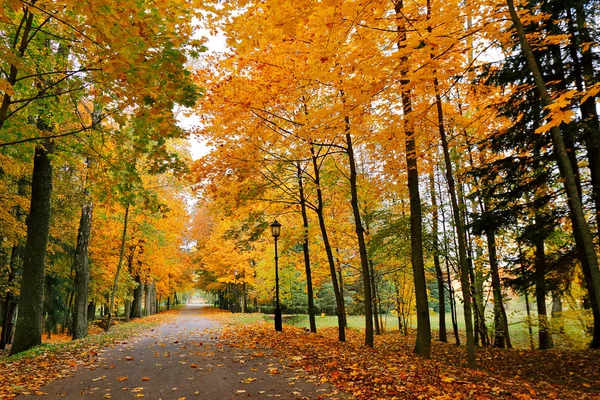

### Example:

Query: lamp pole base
xmin=274 ymin=307 xmax=282 ymax=332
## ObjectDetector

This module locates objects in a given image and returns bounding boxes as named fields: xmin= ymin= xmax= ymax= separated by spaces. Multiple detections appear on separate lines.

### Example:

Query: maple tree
xmin=188 ymin=0 xmax=600 ymax=371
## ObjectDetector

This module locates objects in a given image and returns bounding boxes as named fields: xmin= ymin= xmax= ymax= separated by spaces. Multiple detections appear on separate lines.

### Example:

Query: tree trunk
xmin=151 ymin=283 xmax=157 ymax=314
xmin=87 ymin=301 xmax=96 ymax=321
xmin=72 ymin=182 xmax=93 ymax=340
xmin=344 ymin=129 xmax=374 ymax=347
xmin=440 ymin=192 xmax=460 ymax=346
xmin=337 ymin=265 xmax=348 ymax=327
xmin=106 ymin=203 xmax=130 ymax=331
xmin=552 ymin=290 xmax=564 ymax=333
xmin=429 ymin=170 xmax=447 ymax=342
xmin=534 ymin=238 xmax=553 ymax=350
xmin=486 ymin=228 xmax=511 ymax=348
xmin=395 ymin=0 xmax=431 ymax=358
xmin=310 ymin=144 xmax=345 ymax=342
xmin=370 ymin=260 xmax=381 ymax=335
xmin=144 ymin=284 xmax=151 ymax=316
xmin=435 ymin=95 xmax=475 ymax=365
xmin=10 ymin=142 xmax=53 ymax=355
xmin=507 ymin=0 xmax=600 ymax=348
xmin=1 ymin=244 xmax=21 ymax=349
xmin=131 ymin=275 xmax=144 ymax=318
xmin=297 ymin=162 xmax=316 ymax=333
xmin=124 ymin=300 xmax=132 ymax=322
xmin=567 ymin=5 xmax=600 ymax=239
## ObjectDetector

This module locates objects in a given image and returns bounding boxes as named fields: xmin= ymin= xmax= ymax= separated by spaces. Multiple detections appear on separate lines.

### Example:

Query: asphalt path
xmin=22 ymin=305 xmax=346 ymax=399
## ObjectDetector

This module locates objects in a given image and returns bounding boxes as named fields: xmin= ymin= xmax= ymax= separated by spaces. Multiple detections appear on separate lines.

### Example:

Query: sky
xmin=180 ymin=26 xmax=228 ymax=160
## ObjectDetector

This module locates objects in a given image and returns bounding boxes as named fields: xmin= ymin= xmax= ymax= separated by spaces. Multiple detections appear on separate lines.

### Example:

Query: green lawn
xmin=281 ymin=297 xmax=591 ymax=349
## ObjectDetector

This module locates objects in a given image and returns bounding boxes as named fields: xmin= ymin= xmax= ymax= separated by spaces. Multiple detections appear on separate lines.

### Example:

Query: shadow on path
xmin=21 ymin=305 xmax=347 ymax=399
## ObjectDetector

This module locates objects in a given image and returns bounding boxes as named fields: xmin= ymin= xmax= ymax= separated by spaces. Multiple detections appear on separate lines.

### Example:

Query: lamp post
xmin=271 ymin=220 xmax=282 ymax=331
xmin=234 ymin=269 xmax=239 ymax=313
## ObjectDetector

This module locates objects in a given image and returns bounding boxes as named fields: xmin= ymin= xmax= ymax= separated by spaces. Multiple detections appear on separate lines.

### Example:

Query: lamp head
xmin=270 ymin=220 xmax=281 ymax=238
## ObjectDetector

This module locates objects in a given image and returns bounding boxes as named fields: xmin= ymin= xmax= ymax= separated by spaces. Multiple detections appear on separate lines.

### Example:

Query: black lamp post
xmin=234 ymin=269 xmax=239 ymax=313
xmin=271 ymin=220 xmax=282 ymax=331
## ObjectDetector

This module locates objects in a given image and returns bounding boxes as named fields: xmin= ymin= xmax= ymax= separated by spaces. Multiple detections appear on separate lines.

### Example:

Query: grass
xmin=283 ymin=305 xmax=592 ymax=349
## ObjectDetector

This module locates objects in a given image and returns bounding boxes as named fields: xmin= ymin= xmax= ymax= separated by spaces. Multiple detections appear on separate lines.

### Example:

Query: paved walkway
xmin=23 ymin=305 xmax=345 ymax=399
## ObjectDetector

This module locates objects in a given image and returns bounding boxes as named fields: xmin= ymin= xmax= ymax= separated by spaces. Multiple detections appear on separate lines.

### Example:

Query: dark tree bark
xmin=534 ymin=237 xmax=553 ymax=350
xmin=552 ymin=290 xmax=564 ymax=333
xmin=395 ymin=0 xmax=431 ymax=358
xmin=429 ymin=171 xmax=447 ymax=342
xmin=131 ymin=274 xmax=144 ymax=319
xmin=72 ymin=180 xmax=93 ymax=340
xmin=507 ymin=0 xmax=600 ymax=348
xmin=344 ymin=129 xmax=374 ymax=347
xmin=567 ymin=5 xmax=600 ymax=238
xmin=11 ymin=142 xmax=53 ymax=355
xmin=297 ymin=162 xmax=317 ymax=333
xmin=370 ymin=260 xmax=381 ymax=335
xmin=0 ymin=245 xmax=21 ymax=349
xmin=335 ymin=248 xmax=348 ymax=328
xmin=87 ymin=301 xmax=96 ymax=321
xmin=106 ymin=204 xmax=129 ymax=331
xmin=486 ymin=229 xmax=512 ymax=348
xmin=435 ymin=98 xmax=475 ymax=365
xmin=310 ymin=144 xmax=345 ymax=342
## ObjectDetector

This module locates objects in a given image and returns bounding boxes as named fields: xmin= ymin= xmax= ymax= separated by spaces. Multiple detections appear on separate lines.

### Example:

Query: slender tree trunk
xmin=435 ymin=99 xmax=475 ymax=365
xmin=335 ymin=248 xmax=348 ymax=328
xmin=0 ymin=245 xmax=20 ymax=349
xmin=534 ymin=237 xmax=553 ymax=350
xmin=568 ymin=6 xmax=600 ymax=238
xmin=439 ymin=184 xmax=461 ymax=345
xmin=310 ymin=144 xmax=345 ymax=342
xmin=87 ymin=301 xmax=96 ymax=321
xmin=0 ymin=3 xmax=34 ymax=130
xmin=106 ymin=204 xmax=130 ymax=331
xmin=395 ymin=0 xmax=431 ymax=358
xmin=370 ymin=260 xmax=381 ymax=335
xmin=552 ymin=290 xmax=564 ymax=333
xmin=393 ymin=277 xmax=403 ymax=332
xmin=429 ymin=170 xmax=447 ymax=342
xmin=507 ymin=0 xmax=600 ymax=348
xmin=297 ymin=162 xmax=316 ymax=333
xmin=486 ymin=228 xmax=512 ymax=348
xmin=72 ymin=179 xmax=93 ymax=339
xmin=344 ymin=125 xmax=374 ymax=347
xmin=10 ymin=142 xmax=53 ymax=355
xmin=144 ymin=284 xmax=151 ymax=316
xmin=131 ymin=274 xmax=144 ymax=318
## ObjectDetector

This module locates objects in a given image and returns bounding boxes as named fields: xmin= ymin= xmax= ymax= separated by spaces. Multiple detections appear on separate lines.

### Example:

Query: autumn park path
xmin=22 ymin=305 xmax=345 ymax=400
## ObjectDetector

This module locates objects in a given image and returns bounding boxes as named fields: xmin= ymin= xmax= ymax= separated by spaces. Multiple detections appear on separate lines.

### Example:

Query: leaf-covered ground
xmin=208 ymin=311 xmax=600 ymax=399
xmin=0 ymin=309 xmax=180 ymax=399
